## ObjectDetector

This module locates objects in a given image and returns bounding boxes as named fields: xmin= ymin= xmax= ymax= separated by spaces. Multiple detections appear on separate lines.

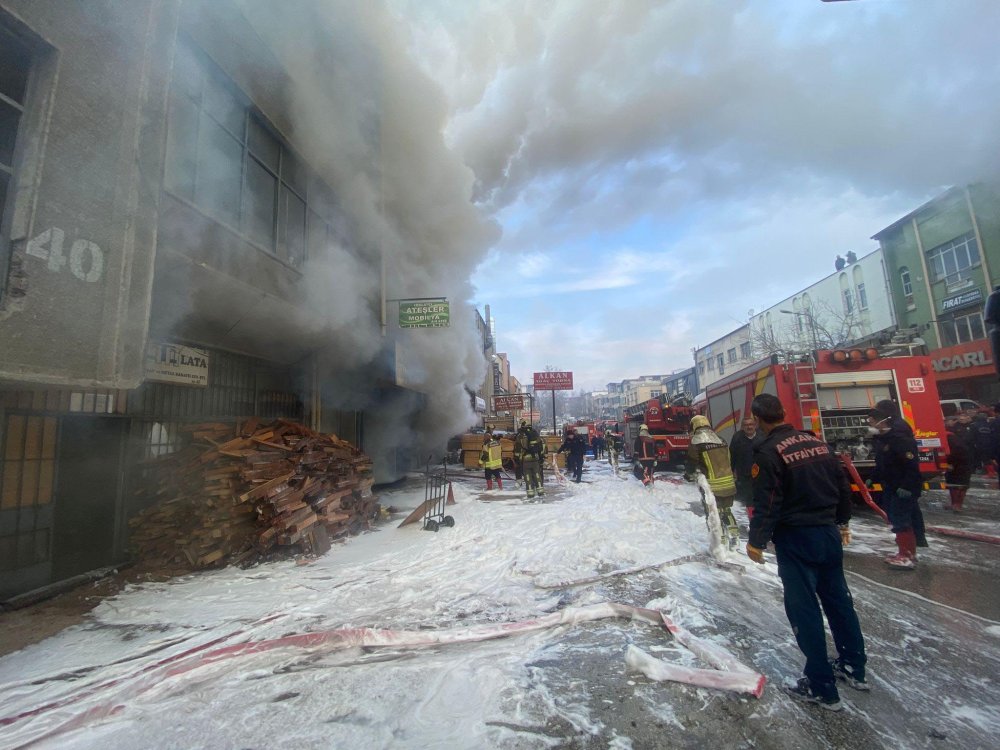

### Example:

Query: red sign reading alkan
xmin=493 ymin=394 xmax=525 ymax=411
xmin=533 ymin=371 xmax=573 ymax=390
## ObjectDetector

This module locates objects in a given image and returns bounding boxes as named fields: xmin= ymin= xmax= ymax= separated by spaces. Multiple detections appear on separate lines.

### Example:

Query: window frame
xmin=938 ymin=307 xmax=986 ymax=347
xmin=164 ymin=39 xmax=337 ymax=272
xmin=926 ymin=232 xmax=981 ymax=288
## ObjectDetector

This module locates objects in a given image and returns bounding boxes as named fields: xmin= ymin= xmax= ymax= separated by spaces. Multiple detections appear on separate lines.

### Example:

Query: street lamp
xmin=779 ymin=309 xmax=819 ymax=352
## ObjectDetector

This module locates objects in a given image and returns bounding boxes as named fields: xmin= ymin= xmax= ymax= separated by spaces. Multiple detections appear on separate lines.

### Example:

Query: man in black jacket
xmin=868 ymin=400 xmax=926 ymax=568
xmin=730 ymin=416 xmax=763 ymax=518
xmin=557 ymin=427 xmax=587 ymax=483
xmin=747 ymin=393 xmax=868 ymax=711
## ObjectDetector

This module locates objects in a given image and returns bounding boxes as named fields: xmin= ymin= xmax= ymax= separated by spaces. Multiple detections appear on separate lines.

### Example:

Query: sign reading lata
xmin=533 ymin=371 xmax=573 ymax=390
xmin=493 ymin=394 xmax=525 ymax=411
xmin=145 ymin=343 xmax=210 ymax=386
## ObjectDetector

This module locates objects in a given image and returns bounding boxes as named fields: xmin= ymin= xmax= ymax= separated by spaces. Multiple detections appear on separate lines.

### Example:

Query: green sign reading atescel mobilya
xmin=398 ymin=299 xmax=450 ymax=328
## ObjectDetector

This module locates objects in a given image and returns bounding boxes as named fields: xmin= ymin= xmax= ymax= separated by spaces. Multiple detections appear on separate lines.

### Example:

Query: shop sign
xmin=940 ymin=288 xmax=983 ymax=313
xmin=494 ymin=394 xmax=525 ymax=411
xmin=932 ymin=349 xmax=992 ymax=373
xmin=145 ymin=343 xmax=209 ymax=386
xmin=398 ymin=299 xmax=449 ymax=328
xmin=533 ymin=371 xmax=573 ymax=390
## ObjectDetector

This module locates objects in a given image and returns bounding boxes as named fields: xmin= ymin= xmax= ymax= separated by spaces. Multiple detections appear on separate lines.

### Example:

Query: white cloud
xmin=388 ymin=0 xmax=1000 ymax=393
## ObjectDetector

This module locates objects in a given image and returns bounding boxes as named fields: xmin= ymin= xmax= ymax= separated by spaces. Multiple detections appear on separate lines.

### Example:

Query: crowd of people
xmin=470 ymin=389 xmax=995 ymax=712
xmin=942 ymin=405 xmax=1000 ymax=512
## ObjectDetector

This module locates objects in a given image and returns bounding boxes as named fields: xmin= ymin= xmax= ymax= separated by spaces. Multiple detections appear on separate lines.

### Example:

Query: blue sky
xmin=389 ymin=0 xmax=1000 ymax=391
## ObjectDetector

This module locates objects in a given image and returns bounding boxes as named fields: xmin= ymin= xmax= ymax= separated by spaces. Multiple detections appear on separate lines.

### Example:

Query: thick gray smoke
xmin=230 ymin=0 xmax=500 ymax=479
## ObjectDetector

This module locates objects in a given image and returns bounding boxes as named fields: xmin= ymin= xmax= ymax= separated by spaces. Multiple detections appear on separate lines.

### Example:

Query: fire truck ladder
xmin=790 ymin=360 xmax=819 ymax=434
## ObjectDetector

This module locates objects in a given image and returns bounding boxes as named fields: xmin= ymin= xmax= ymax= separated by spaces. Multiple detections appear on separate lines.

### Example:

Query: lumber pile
xmin=128 ymin=418 xmax=378 ymax=574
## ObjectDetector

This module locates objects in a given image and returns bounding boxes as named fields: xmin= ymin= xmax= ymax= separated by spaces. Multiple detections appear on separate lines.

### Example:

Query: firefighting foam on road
xmin=1 ymin=459 xmax=998 ymax=749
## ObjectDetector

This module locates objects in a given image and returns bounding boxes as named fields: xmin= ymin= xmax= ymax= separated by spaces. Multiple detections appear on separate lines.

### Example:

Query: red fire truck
xmin=704 ymin=347 xmax=949 ymax=483
xmin=622 ymin=396 xmax=696 ymax=467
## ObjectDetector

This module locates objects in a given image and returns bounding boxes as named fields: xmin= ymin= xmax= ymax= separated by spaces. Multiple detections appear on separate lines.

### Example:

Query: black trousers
xmin=773 ymin=525 xmax=866 ymax=698
xmin=566 ymin=454 xmax=583 ymax=481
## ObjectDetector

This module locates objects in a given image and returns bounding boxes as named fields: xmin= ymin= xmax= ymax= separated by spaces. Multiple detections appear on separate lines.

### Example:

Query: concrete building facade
xmin=873 ymin=183 xmax=1000 ymax=404
xmin=694 ymin=325 xmax=753 ymax=393
xmin=0 ymin=1 xmax=482 ymax=598
xmin=749 ymin=249 xmax=896 ymax=356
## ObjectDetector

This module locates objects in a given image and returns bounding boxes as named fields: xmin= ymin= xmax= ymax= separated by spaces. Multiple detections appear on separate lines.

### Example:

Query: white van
xmin=940 ymin=399 xmax=984 ymax=417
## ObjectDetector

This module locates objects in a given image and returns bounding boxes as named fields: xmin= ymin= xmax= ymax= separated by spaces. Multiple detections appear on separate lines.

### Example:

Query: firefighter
xmin=746 ymin=393 xmax=867 ymax=710
xmin=685 ymin=415 xmax=739 ymax=549
xmin=867 ymin=399 xmax=926 ymax=568
xmin=516 ymin=424 xmax=547 ymax=500
xmin=513 ymin=420 xmax=529 ymax=488
xmin=632 ymin=424 xmax=657 ymax=484
xmin=558 ymin=427 xmax=587 ymax=483
xmin=479 ymin=431 xmax=503 ymax=491
xmin=605 ymin=428 xmax=621 ymax=471
xmin=944 ymin=419 xmax=972 ymax=511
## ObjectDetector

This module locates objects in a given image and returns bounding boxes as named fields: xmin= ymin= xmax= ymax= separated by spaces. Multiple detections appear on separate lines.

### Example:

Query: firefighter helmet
xmin=690 ymin=415 xmax=710 ymax=431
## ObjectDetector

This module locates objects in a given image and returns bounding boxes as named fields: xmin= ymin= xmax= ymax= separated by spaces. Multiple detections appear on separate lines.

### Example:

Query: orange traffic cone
xmin=446 ymin=482 xmax=456 ymax=505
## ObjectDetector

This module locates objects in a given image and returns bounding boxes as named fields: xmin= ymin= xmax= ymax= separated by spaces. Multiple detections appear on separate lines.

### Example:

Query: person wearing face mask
xmin=730 ymin=416 xmax=764 ymax=519
xmin=867 ymin=400 xmax=926 ymax=568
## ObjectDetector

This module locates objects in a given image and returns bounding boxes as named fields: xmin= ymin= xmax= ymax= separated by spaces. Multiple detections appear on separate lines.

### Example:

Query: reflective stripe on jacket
xmin=480 ymin=439 xmax=503 ymax=469
xmin=687 ymin=428 xmax=736 ymax=498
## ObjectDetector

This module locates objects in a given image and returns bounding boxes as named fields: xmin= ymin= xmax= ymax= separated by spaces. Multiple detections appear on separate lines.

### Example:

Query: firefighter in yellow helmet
xmin=685 ymin=414 xmax=739 ymax=549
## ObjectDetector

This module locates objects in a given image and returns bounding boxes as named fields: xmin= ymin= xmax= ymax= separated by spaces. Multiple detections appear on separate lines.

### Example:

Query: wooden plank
xmin=238 ymin=471 xmax=294 ymax=503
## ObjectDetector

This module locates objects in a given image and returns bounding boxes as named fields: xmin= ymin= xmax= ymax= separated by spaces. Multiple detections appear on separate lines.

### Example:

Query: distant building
xmin=750 ymin=249 xmax=896 ymax=355
xmin=693 ymin=326 xmax=753 ymax=393
xmin=662 ymin=367 xmax=697 ymax=401
xmin=873 ymin=183 xmax=1000 ymax=403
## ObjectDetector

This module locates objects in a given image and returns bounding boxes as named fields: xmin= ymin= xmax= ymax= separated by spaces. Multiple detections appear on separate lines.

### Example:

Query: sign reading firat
xmin=493 ymin=394 xmax=525 ymax=411
xmin=533 ymin=371 xmax=573 ymax=390
xmin=398 ymin=299 xmax=450 ymax=328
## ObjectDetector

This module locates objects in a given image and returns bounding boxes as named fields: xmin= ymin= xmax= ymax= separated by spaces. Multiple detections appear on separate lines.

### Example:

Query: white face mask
xmin=867 ymin=417 xmax=889 ymax=435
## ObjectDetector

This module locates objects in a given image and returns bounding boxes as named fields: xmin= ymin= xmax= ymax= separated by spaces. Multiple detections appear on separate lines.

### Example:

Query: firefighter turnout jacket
xmin=748 ymin=424 xmax=852 ymax=550
xmin=686 ymin=428 xmax=736 ymax=498
xmin=479 ymin=438 xmax=503 ymax=470
xmin=515 ymin=428 xmax=547 ymax=462
xmin=870 ymin=418 xmax=923 ymax=498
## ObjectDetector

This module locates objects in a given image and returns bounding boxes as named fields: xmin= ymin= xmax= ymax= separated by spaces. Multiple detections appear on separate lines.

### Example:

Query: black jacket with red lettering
xmin=748 ymin=424 xmax=852 ymax=549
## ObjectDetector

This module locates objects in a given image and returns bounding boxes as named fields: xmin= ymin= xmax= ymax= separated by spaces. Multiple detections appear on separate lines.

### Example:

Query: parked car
xmin=940 ymin=398 xmax=985 ymax=417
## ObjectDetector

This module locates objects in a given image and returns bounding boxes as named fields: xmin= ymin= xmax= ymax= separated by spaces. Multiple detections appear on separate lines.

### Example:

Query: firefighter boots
xmin=886 ymin=530 xmax=917 ymax=569
xmin=497 ymin=477 xmax=503 ymax=490
xmin=486 ymin=479 xmax=494 ymax=491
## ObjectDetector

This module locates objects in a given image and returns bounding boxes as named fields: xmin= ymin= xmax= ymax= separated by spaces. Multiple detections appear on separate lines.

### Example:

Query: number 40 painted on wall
xmin=25 ymin=227 xmax=104 ymax=282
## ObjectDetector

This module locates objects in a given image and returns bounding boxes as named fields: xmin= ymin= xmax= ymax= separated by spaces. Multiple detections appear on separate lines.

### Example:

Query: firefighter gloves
xmin=746 ymin=543 xmax=766 ymax=564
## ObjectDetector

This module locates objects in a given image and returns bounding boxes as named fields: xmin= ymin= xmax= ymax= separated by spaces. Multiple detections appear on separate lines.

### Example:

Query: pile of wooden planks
xmin=128 ymin=418 xmax=377 ymax=574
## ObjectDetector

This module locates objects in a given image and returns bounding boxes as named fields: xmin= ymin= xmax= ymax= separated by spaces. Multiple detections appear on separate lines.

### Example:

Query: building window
xmin=727 ymin=348 xmax=737 ymax=363
xmin=842 ymin=288 xmax=854 ymax=314
xmin=698 ymin=361 xmax=705 ymax=376
xmin=939 ymin=308 xmax=986 ymax=347
xmin=717 ymin=354 xmax=725 ymax=374
xmin=165 ymin=40 xmax=329 ymax=269
xmin=926 ymin=232 xmax=981 ymax=289
xmin=740 ymin=341 xmax=751 ymax=358
xmin=856 ymin=283 xmax=868 ymax=310
xmin=707 ymin=357 xmax=714 ymax=372
xmin=899 ymin=266 xmax=914 ymax=306
xmin=0 ymin=25 xmax=32 ymax=236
